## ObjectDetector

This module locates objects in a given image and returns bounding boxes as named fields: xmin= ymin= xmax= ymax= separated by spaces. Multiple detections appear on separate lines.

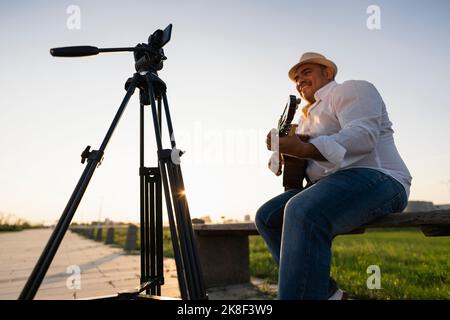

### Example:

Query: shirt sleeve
xmin=309 ymin=81 xmax=383 ymax=173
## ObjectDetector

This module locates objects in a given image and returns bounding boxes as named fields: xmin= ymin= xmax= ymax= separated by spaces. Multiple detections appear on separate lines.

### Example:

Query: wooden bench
xmin=193 ymin=210 xmax=450 ymax=288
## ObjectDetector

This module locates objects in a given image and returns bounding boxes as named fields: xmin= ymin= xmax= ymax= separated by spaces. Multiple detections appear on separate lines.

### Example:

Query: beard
xmin=300 ymin=90 xmax=316 ymax=104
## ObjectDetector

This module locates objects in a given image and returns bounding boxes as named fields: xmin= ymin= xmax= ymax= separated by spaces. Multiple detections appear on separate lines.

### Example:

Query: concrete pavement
xmin=0 ymin=228 xmax=179 ymax=300
xmin=0 ymin=228 xmax=271 ymax=300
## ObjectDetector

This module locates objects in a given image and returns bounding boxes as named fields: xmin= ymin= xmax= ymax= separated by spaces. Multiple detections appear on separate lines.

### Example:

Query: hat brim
xmin=288 ymin=58 xmax=338 ymax=81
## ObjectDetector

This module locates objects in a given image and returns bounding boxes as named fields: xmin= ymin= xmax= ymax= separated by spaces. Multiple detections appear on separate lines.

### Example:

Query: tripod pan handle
xmin=50 ymin=46 xmax=100 ymax=57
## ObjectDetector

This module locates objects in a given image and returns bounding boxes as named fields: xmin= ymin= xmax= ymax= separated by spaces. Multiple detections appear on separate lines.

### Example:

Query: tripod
xmin=19 ymin=25 xmax=207 ymax=300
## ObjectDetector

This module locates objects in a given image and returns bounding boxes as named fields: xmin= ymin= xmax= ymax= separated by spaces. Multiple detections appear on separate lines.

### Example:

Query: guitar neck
xmin=288 ymin=124 xmax=298 ymax=136
xmin=280 ymin=123 xmax=298 ymax=137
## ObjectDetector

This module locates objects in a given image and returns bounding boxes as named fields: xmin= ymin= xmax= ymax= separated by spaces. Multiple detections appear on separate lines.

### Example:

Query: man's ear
xmin=325 ymin=67 xmax=334 ymax=80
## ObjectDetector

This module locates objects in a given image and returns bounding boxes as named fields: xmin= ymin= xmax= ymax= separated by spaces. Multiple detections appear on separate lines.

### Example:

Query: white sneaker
xmin=328 ymin=288 xmax=345 ymax=300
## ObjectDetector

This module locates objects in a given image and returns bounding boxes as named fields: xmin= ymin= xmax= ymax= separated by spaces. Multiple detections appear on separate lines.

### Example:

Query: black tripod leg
xmin=161 ymin=92 xmax=207 ymax=298
xmin=140 ymin=94 xmax=165 ymax=296
xmin=161 ymin=92 xmax=206 ymax=299
xmin=145 ymin=84 xmax=189 ymax=299
xmin=19 ymin=158 xmax=97 ymax=300
xmin=18 ymin=75 xmax=139 ymax=300
xmin=148 ymin=167 xmax=163 ymax=296
xmin=157 ymin=160 xmax=189 ymax=299
xmin=165 ymin=162 xmax=199 ymax=298
xmin=148 ymin=170 xmax=156 ymax=295
xmin=155 ymin=169 xmax=164 ymax=296
xmin=165 ymin=162 xmax=205 ymax=299
xmin=144 ymin=72 xmax=207 ymax=300
xmin=139 ymin=165 xmax=164 ymax=296
xmin=139 ymin=102 xmax=148 ymax=290
xmin=171 ymin=163 xmax=207 ymax=297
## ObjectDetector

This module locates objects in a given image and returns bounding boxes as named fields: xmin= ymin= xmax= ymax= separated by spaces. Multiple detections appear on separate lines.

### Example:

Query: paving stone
xmin=1 ymin=228 xmax=271 ymax=300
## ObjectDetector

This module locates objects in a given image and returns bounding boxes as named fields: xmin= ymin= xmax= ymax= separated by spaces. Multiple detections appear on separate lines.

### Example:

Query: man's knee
xmin=254 ymin=206 xmax=266 ymax=228
xmin=255 ymin=203 xmax=282 ymax=230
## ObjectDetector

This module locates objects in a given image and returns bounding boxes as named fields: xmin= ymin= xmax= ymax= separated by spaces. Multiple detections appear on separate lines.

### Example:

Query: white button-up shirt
xmin=296 ymin=80 xmax=412 ymax=197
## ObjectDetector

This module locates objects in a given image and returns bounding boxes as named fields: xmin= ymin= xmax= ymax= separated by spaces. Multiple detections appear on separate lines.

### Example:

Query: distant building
xmin=405 ymin=201 xmax=435 ymax=212
xmin=244 ymin=214 xmax=251 ymax=222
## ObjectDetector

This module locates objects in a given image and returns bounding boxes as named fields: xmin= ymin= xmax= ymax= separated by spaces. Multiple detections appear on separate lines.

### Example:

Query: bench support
xmin=195 ymin=234 xmax=250 ymax=288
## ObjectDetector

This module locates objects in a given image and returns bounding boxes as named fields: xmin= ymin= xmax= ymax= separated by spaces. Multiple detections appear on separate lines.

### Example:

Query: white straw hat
xmin=288 ymin=52 xmax=338 ymax=81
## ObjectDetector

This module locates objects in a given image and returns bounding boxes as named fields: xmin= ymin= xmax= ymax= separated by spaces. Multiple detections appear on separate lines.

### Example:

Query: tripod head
xmin=50 ymin=24 xmax=172 ymax=73
xmin=134 ymin=24 xmax=172 ymax=73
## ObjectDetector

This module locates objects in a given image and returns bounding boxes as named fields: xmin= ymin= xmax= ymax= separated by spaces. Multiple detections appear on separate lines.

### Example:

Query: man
xmin=256 ymin=52 xmax=412 ymax=300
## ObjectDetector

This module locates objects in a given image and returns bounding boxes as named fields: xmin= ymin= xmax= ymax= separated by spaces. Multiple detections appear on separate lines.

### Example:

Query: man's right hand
xmin=268 ymin=152 xmax=283 ymax=176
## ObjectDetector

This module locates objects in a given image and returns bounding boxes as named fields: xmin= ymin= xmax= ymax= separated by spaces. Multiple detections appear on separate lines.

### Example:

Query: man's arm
xmin=279 ymin=135 xmax=326 ymax=161
xmin=266 ymin=132 xmax=326 ymax=161
xmin=269 ymin=80 xmax=384 ymax=167
xmin=309 ymin=81 xmax=383 ymax=172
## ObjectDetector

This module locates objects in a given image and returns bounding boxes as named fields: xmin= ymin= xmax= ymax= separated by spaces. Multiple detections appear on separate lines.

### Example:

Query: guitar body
xmin=282 ymin=155 xmax=307 ymax=190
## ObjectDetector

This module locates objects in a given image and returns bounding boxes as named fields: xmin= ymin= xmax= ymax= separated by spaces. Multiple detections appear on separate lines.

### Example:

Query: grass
xmin=249 ymin=228 xmax=450 ymax=299
xmin=0 ymin=214 xmax=43 ymax=232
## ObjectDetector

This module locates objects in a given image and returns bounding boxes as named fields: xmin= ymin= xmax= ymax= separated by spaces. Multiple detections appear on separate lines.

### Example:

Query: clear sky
xmin=1 ymin=0 xmax=450 ymax=225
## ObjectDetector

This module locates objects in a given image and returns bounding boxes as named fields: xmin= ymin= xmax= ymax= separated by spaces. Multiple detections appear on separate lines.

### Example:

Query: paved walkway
xmin=0 ymin=229 xmax=271 ymax=300
xmin=0 ymin=228 xmax=180 ymax=300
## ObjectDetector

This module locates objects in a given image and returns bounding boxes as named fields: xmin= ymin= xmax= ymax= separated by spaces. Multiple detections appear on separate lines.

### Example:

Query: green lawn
xmin=0 ymin=215 xmax=43 ymax=232
xmin=250 ymin=228 xmax=450 ymax=299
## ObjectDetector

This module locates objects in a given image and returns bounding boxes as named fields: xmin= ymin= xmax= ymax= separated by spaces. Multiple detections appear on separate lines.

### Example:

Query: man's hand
xmin=297 ymin=134 xmax=310 ymax=143
xmin=268 ymin=152 xmax=283 ymax=176
xmin=265 ymin=127 xmax=326 ymax=169
xmin=279 ymin=134 xmax=307 ymax=157
xmin=278 ymin=134 xmax=326 ymax=161
xmin=266 ymin=129 xmax=278 ymax=151
xmin=266 ymin=130 xmax=311 ymax=175
xmin=266 ymin=129 xmax=310 ymax=151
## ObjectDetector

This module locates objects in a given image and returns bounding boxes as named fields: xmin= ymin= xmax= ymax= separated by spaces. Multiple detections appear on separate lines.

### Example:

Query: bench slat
xmin=365 ymin=210 xmax=450 ymax=228
xmin=193 ymin=210 xmax=450 ymax=236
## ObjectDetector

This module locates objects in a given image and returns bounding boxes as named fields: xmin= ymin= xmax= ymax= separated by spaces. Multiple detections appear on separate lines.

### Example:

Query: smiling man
xmin=256 ymin=52 xmax=412 ymax=300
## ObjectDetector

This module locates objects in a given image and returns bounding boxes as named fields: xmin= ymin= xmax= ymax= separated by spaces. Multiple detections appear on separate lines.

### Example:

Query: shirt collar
xmin=301 ymin=81 xmax=338 ymax=118
xmin=313 ymin=80 xmax=337 ymax=102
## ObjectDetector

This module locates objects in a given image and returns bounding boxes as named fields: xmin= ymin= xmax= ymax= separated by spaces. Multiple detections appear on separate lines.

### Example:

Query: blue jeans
xmin=255 ymin=168 xmax=408 ymax=300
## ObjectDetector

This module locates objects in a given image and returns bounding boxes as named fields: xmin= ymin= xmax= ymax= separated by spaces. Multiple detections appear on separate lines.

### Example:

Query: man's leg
xmin=255 ymin=188 xmax=342 ymax=298
xmin=278 ymin=168 xmax=408 ymax=300
xmin=255 ymin=189 xmax=300 ymax=264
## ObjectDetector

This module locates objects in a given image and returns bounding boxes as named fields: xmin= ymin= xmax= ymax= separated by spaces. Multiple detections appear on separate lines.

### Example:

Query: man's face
xmin=293 ymin=63 xmax=333 ymax=104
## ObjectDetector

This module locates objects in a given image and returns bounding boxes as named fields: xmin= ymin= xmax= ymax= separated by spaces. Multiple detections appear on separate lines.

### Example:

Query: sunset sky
xmin=1 ymin=0 xmax=450 ymax=224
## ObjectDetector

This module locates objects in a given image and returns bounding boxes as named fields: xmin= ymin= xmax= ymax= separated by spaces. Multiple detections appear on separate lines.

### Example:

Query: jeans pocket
xmin=369 ymin=191 xmax=405 ymax=221
xmin=389 ymin=178 xmax=408 ymax=213
xmin=392 ymin=190 xmax=408 ymax=213
xmin=389 ymin=193 xmax=402 ymax=213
